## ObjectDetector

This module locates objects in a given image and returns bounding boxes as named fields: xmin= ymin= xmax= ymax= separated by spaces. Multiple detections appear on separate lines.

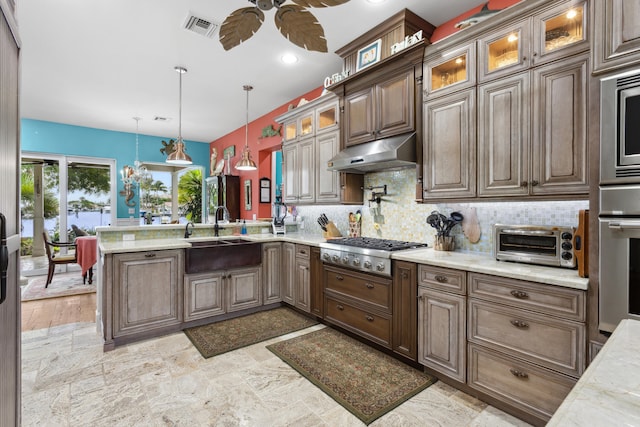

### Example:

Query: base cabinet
xmin=393 ymin=261 xmax=418 ymax=361
xmin=282 ymin=243 xmax=311 ymax=313
xmin=184 ymin=266 xmax=262 ymax=321
xmin=112 ymin=250 xmax=183 ymax=338
xmin=262 ymin=242 xmax=282 ymax=305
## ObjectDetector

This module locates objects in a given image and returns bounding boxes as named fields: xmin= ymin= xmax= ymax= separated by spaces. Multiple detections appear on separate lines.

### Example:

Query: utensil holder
xmin=348 ymin=221 xmax=361 ymax=238
xmin=434 ymin=236 xmax=455 ymax=251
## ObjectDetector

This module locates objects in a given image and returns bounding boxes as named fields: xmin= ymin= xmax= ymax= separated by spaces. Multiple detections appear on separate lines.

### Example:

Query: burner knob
xmin=322 ymin=253 xmax=330 ymax=261
xmin=376 ymin=263 xmax=385 ymax=272
xmin=353 ymin=258 xmax=361 ymax=266
xmin=364 ymin=260 xmax=372 ymax=269
xmin=342 ymin=256 xmax=349 ymax=264
xmin=332 ymin=255 xmax=339 ymax=262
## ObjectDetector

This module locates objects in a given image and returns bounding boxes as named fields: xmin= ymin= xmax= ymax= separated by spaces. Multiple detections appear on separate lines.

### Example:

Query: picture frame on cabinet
xmin=259 ymin=177 xmax=271 ymax=203
xmin=356 ymin=39 xmax=381 ymax=72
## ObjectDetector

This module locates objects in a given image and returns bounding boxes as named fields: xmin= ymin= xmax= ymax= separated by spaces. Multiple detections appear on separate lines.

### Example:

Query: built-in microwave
xmin=601 ymin=68 xmax=640 ymax=184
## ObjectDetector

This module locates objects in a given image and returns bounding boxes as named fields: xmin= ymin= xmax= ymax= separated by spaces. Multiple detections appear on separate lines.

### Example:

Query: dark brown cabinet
xmin=392 ymin=261 xmax=417 ymax=361
xmin=310 ymin=247 xmax=324 ymax=318
xmin=343 ymin=68 xmax=415 ymax=147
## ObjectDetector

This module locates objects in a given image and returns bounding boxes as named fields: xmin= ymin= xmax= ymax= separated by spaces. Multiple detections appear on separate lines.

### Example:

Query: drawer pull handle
xmin=402 ymin=271 xmax=409 ymax=279
xmin=510 ymin=290 xmax=529 ymax=299
xmin=366 ymin=283 xmax=374 ymax=289
xmin=299 ymin=250 xmax=306 ymax=255
xmin=144 ymin=253 xmax=156 ymax=258
xmin=365 ymin=315 xmax=374 ymax=322
xmin=509 ymin=368 xmax=529 ymax=379
xmin=434 ymin=275 xmax=448 ymax=283
xmin=337 ymin=304 xmax=344 ymax=311
xmin=336 ymin=275 xmax=344 ymax=281
xmin=510 ymin=319 xmax=529 ymax=329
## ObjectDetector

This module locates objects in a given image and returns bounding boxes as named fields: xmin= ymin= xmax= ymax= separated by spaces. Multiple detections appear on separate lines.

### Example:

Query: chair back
xmin=42 ymin=231 xmax=53 ymax=260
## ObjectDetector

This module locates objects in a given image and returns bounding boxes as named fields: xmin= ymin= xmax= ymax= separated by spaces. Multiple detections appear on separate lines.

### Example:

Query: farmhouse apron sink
xmin=185 ymin=239 xmax=261 ymax=274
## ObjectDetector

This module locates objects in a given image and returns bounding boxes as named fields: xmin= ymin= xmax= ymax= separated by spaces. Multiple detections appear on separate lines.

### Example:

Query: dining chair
xmin=42 ymin=231 xmax=77 ymax=287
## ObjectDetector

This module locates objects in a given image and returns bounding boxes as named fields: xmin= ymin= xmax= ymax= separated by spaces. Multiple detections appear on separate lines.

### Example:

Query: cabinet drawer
xmin=295 ymin=244 xmax=310 ymax=259
xmin=468 ymin=343 xmax=576 ymax=422
xmin=469 ymin=300 xmax=585 ymax=377
xmin=324 ymin=266 xmax=392 ymax=312
xmin=418 ymin=265 xmax=466 ymax=294
xmin=325 ymin=296 xmax=391 ymax=348
xmin=469 ymin=273 xmax=585 ymax=322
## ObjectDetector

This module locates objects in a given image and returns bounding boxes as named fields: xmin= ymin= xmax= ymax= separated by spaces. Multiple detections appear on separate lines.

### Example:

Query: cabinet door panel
xmin=316 ymin=131 xmax=340 ymax=203
xmin=184 ymin=272 xmax=225 ymax=321
xmin=393 ymin=261 xmax=417 ymax=361
xmin=423 ymin=88 xmax=476 ymax=199
xmin=418 ymin=288 xmax=466 ymax=382
xmin=282 ymin=143 xmax=298 ymax=204
xmin=344 ymin=87 xmax=375 ymax=146
xmin=295 ymin=257 xmax=311 ymax=313
xmin=282 ymin=243 xmax=295 ymax=305
xmin=478 ymin=19 xmax=531 ymax=83
xmin=531 ymin=53 xmax=589 ymax=195
xmin=298 ymin=138 xmax=315 ymax=203
xmin=593 ymin=0 xmax=640 ymax=73
xmin=478 ymin=72 xmax=530 ymax=197
xmin=227 ymin=266 xmax=262 ymax=313
xmin=377 ymin=70 xmax=414 ymax=138
xmin=263 ymin=242 xmax=282 ymax=304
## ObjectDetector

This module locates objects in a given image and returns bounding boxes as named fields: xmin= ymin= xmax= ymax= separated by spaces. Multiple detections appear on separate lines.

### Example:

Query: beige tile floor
xmin=21 ymin=322 xmax=533 ymax=426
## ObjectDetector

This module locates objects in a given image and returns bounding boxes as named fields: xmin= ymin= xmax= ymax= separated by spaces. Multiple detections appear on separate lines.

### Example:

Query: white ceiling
xmin=16 ymin=0 xmax=482 ymax=143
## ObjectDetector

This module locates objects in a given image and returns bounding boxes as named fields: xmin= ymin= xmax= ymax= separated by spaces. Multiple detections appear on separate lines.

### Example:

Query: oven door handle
xmin=608 ymin=221 xmax=640 ymax=230
xmin=501 ymin=229 xmax=555 ymax=235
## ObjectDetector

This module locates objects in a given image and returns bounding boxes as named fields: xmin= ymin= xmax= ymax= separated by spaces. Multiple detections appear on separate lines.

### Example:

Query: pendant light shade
xmin=167 ymin=66 xmax=193 ymax=165
xmin=235 ymin=85 xmax=258 ymax=171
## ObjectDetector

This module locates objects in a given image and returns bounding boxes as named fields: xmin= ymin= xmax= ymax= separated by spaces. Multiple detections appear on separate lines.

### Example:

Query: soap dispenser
xmin=241 ymin=220 xmax=247 ymax=235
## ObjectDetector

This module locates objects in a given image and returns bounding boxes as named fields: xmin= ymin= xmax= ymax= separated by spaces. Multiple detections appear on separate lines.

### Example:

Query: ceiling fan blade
xmin=290 ymin=0 xmax=350 ymax=8
xmin=219 ymin=7 xmax=265 ymax=51
xmin=275 ymin=5 xmax=328 ymax=53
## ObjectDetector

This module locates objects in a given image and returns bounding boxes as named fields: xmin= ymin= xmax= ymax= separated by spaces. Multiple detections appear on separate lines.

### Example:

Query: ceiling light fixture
xmin=235 ymin=85 xmax=258 ymax=171
xmin=281 ymin=53 xmax=298 ymax=64
xmin=121 ymin=117 xmax=149 ymax=186
xmin=166 ymin=66 xmax=193 ymax=165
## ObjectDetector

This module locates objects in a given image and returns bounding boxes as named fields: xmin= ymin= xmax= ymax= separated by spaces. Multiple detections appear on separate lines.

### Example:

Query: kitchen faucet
xmin=184 ymin=222 xmax=194 ymax=238
xmin=213 ymin=206 xmax=229 ymax=237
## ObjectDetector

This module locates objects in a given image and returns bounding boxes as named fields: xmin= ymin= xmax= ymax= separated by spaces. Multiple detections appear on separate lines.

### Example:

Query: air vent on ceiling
xmin=154 ymin=116 xmax=171 ymax=122
xmin=183 ymin=13 xmax=219 ymax=39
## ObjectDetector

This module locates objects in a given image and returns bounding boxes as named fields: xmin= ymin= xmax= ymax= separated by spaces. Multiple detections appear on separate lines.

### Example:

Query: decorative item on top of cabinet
xmin=477 ymin=0 xmax=588 ymax=83
xmin=423 ymin=87 xmax=476 ymax=200
xmin=424 ymin=42 xmax=476 ymax=99
xmin=592 ymin=0 xmax=640 ymax=74
xmin=417 ymin=264 xmax=467 ymax=383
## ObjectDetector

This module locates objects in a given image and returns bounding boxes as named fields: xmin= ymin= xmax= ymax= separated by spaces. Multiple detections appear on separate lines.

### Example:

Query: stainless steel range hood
xmin=326 ymin=132 xmax=416 ymax=174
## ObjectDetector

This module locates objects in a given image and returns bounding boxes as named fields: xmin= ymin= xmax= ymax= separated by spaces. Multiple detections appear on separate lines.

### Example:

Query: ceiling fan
xmin=219 ymin=0 xmax=350 ymax=53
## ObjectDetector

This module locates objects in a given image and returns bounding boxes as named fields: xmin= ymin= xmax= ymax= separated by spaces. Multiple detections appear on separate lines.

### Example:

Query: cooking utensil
xmin=320 ymin=213 xmax=329 ymax=224
xmin=355 ymin=210 xmax=362 ymax=223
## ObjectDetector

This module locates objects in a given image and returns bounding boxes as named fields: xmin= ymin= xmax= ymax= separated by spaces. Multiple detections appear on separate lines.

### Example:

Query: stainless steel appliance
xmin=493 ymin=224 xmax=576 ymax=269
xmin=598 ymin=185 xmax=640 ymax=333
xmin=320 ymin=237 xmax=428 ymax=277
xmin=272 ymin=196 xmax=287 ymax=235
xmin=600 ymin=68 xmax=640 ymax=184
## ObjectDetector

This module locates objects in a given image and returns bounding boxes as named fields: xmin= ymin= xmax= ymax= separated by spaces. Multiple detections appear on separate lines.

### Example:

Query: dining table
xmin=75 ymin=235 xmax=97 ymax=284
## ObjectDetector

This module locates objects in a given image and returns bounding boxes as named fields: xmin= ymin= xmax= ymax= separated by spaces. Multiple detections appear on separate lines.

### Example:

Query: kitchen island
xmin=547 ymin=319 xmax=640 ymax=425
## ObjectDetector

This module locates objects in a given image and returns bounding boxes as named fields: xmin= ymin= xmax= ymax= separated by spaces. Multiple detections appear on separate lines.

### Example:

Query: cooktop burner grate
xmin=326 ymin=237 xmax=428 ymax=251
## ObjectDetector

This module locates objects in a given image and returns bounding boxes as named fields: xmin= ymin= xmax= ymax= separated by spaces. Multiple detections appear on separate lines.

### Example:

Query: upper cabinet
xmin=592 ymin=0 xmax=640 ymax=74
xmin=343 ymin=68 xmax=415 ymax=146
xmin=424 ymin=42 xmax=476 ymax=99
xmin=478 ymin=1 xmax=587 ymax=83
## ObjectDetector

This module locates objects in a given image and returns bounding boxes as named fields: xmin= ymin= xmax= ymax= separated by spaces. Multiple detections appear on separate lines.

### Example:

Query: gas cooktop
xmin=323 ymin=237 xmax=428 ymax=252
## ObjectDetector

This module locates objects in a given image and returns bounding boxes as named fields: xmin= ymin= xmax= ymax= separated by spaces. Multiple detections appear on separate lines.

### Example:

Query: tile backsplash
xmin=293 ymin=168 xmax=589 ymax=255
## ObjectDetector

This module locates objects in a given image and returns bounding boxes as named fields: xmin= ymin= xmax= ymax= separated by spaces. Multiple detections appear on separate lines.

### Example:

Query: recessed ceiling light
xmin=281 ymin=53 xmax=298 ymax=64
xmin=366 ymin=0 xmax=386 ymax=3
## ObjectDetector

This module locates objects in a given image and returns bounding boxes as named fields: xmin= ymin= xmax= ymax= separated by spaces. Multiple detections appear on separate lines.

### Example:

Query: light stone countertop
xmin=98 ymin=233 xmax=588 ymax=290
xmin=547 ymin=319 xmax=640 ymax=426
xmin=391 ymin=248 xmax=589 ymax=290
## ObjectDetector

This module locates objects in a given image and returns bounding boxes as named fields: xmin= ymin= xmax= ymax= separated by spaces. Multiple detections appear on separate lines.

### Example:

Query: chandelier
xmin=121 ymin=117 xmax=149 ymax=186
xmin=235 ymin=85 xmax=258 ymax=171
xmin=166 ymin=66 xmax=193 ymax=165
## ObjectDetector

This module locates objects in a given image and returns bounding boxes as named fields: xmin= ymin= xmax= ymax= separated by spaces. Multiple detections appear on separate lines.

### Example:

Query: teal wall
xmin=21 ymin=119 xmax=211 ymax=218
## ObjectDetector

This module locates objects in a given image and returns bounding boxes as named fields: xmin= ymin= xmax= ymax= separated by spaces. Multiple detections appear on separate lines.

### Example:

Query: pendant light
xmin=121 ymin=117 xmax=149 ymax=185
xmin=235 ymin=84 xmax=258 ymax=171
xmin=166 ymin=66 xmax=193 ymax=165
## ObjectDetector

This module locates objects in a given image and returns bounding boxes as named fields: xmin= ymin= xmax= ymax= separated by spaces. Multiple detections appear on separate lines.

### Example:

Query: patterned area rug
xmin=184 ymin=307 xmax=318 ymax=358
xmin=21 ymin=272 xmax=95 ymax=301
xmin=267 ymin=327 xmax=437 ymax=425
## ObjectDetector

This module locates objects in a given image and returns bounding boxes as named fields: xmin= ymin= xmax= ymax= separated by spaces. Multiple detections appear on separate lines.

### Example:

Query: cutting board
xmin=461 ymin=207 xmax=481 ymax=243
xmin=574 ymin=209 xmax=589 ymax=278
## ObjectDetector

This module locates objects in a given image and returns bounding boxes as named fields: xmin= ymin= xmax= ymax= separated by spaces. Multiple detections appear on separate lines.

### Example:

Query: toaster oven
xmin=494 ymin=224 xmax=576 ymax=269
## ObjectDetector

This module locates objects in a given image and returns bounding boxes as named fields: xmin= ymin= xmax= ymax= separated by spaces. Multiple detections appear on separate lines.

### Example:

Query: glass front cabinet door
xmin=531 ymin=0 xmax=587 ymax=66
xmin=424 ymin=43 xmax=476 ymax=99
xmin=478 ymin=20 xmax=530 ymax=82
xmin=316 ymin=101 xmax=339 ymax=133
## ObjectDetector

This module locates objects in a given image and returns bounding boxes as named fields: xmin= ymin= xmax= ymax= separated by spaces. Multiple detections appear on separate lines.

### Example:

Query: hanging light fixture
xmin=235 ymin=84 xmax=258 ymax=171
xmin=166 ymin=66 xmax=193 ymax=165
xmin=121 ymin=117 xmax=149 ymax=185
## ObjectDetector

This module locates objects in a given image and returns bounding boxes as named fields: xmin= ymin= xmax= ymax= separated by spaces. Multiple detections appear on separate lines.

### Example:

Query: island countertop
xmin=547 ymin=319 xmax=640 ymax=426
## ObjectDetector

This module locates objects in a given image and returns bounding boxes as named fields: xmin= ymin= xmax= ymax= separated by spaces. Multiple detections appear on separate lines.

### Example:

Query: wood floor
xmin=21 ymin=293 xmax=96 ymax=331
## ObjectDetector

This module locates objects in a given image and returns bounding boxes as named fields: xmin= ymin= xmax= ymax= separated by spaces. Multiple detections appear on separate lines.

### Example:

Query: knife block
xmin=323 ymin=221 xmax=342 ymax=238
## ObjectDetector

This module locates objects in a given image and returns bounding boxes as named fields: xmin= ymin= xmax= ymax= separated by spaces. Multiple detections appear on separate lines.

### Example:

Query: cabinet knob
xmin=365 ymin=283 xmax=374 ymax=289
xmin=336 ymin=275 xmax=344 ymax=281
xmin=402 ymin=272 xmax=409 ymax=279
xmin=434 ymin=275 xmax=448 ymax=283
xmin=522 ymin=56 xmax=527 ymax=61
xmin=227 ymin=274 xmax=232 ymax=279
xmin=299 ymin=250 xmax=306 ymax=255
xmin=531 ymin=180 xmax=539 ymax=187
xmin=510 ymin=319 xmax=529 ymax=329
xmin=365 ymin=315 xmax=374 ymax=322
xmin=520 ymin=181 xmax=528 ymax=187
xmin=337 ymin=304 xmax=344 ymax=311
xmin=144 ymin=253 xmax=156 ymax=258
xmin=510 ymin=290 xmax=529 ymax=299
xmin=509 ymin=368 xmax=529 ymax=379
